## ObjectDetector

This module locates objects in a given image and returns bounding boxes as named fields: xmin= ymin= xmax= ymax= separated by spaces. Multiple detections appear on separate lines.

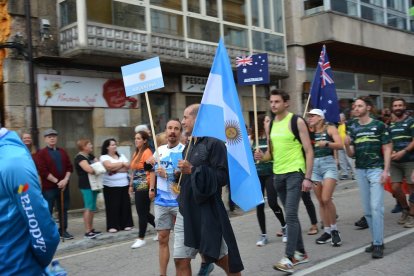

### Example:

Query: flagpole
xmin=252 ymin=84 xmax=260 ymax=163
xmin=144 ymin=91 xmax=161 ymax=167
xmin=303 ymin=92 xmax=311 ymax=117
xmin=175 ymin=136 xmax=193 ymax=193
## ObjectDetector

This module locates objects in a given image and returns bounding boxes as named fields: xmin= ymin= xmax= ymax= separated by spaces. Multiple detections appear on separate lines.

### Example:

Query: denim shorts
xmin=80 ymin=189 xmax=99 ymax=211
xmin=311 ymin=155 xmax=338 ymax=182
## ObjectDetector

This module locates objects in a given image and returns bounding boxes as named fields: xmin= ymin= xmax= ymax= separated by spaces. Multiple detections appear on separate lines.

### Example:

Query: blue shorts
xmin=80 ymin=189 xmax=99 ymax=211
xmin=311 ymin=155 xmax=338 ymax=182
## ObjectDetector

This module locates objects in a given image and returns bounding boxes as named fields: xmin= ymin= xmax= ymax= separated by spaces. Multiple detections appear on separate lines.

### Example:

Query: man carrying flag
xmin=310 ymin=45 xmax=340 ymax=124
xmin=174 ymin=104 xmax=243 ymax=276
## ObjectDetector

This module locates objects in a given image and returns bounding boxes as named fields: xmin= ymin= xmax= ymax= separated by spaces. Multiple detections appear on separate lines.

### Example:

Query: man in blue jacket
xmin=0 ymin=127 xmax=60 ymax=275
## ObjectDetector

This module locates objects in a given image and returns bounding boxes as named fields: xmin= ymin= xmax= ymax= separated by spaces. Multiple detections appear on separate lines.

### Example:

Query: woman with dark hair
xmin=74 ymin=138 xmax=102 ymax=238
xmin=251 ymin=114 xmax=287 ymax=246
xmin=129 ymin=131 xmax=155 ymax=249
xmin=99 ymin=138 xmax=133 ymax=233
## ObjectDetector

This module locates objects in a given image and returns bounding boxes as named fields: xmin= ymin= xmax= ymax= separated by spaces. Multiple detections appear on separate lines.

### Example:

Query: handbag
xmin=88 ymin=162 xmax=106 ymax=191
xmin=132 ymin=169 xmax=149 ymax=191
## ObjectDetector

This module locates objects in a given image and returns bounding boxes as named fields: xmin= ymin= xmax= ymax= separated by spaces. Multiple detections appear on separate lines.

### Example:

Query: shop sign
xmin=181 ymin=75 xmax=207 ymax=93
xmin=37 ymin=74 xmax=139 ymax=108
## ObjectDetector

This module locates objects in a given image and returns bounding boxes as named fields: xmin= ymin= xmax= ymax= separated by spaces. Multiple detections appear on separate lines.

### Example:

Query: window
xmin=357 ymin=74 xmax=380 ymax=91
xmin=304 ymin=0 xmax=323 ymax=10
xmin=223 ymin=0 xmax=246 ymax=24
xmin=150 ymin=0 xmax=181 ymax=11
xmin=187 ymin=17 xmax=219 ymax=42
xmin=331 ymin=0 xmax=358 ymax=16
xmin=252 ymin=31 xmax=284 ymax=53
xmin=273 ymin=0 xmax=284 ymax=33
xmin=206 ymin=0 xmax=218 ymax=17
xmin=188 ymin=0 xmax=200 ymax=13
xmin=334 ymin=71 xmax=356 ymax=90
xmin=387 ymin=13 xmax=406 ymax=28
xmin=113 ymin=2 xmax=146 ymax=30
xmin=387 ymin=0 xmax=406 ymax=12
xmin=224 ymin=25 xmax=248 ymax=48
xmin=86 ymin=0 xmax=112 ymax=24
xmin=251 ymin=1 xmax=259 ymax=27
xmin=382 ymin=77 xmax=412 ymax=94
xmin=361 ymin=5 xmax=384 ymax=24
xmin=263 ymin=0 xmax=272 ymax=29
xmin=60 ymin=0 xmax=77 ymax=27
xmin=151 ymin=10 xmax=183 ymax=36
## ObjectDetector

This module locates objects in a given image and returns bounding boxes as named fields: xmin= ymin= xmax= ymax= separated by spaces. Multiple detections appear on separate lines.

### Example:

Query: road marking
xmin=56 ymin=238 xmax=151 ymax=260
xmin=295 ymin=228 xmax=414 ymax=276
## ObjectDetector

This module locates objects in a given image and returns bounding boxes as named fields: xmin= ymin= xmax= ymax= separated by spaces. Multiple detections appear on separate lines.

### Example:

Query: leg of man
xmin=356 ymin=169 xmax=374 ymax=238
xmin=174 ymin=213 xmax=197 ymax=276
xmin=155 ymin=205 xmax=178 ymax=275
xmin=266 ymin=176 xmax=286 ymax=227
xmin=367 ymin=169 xmax=384 ymax=247
xmin=277 ymin=173 xmax=304 ymax=257
xmin=42 ymin=188 xmax=58 ymax=216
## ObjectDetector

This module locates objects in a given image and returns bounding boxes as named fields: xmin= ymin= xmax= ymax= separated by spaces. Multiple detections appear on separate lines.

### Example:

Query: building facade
xmin=1 ymin=0 xmax=287 ymax=208
xmin=285 ymin=0 xmax=414 ymax=117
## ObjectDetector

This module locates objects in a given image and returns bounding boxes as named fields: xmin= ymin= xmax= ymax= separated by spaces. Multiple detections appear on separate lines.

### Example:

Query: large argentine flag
xmin=192 ymin=39 xmax=263 ymax=211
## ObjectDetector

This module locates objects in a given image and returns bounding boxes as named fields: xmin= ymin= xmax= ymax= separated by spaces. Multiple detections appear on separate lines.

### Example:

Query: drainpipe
xmin=25 ymin=0 xmax=39 ymax=149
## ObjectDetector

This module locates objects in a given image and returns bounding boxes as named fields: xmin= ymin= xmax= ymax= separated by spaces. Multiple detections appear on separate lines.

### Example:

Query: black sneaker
xmin=84 ymin=231 xmax=98 ymax=239
xmin=61 ymin=231 xmax=74 ymax=240
xmin=91 ymin=229 xmax=102 ymax=236
xmin=331 ymin=230 xmax=342 ymax=246
xmin=197 ymin=263 xmax=214 ymax=276
xmin=316 ymin=232 xmax=331 ymax=244
xmin=354 ymin=216 xmax=369 ymax=229
xmin=372 ymin=245 xmax=384 ymax=259
xmin=366 ymin=243 xmax=385 ymax=253
xmin=391 ymin=203 xmax=403 ymax=213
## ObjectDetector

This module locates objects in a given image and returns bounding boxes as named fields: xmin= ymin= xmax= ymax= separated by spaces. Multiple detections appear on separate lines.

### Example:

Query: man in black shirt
xmin=174 ymin=104 xmax=243 ymax=276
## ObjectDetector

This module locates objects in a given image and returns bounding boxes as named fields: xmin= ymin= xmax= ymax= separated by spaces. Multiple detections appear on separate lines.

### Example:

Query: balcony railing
xmin=59 ymin=22 xmax=287 ymax=74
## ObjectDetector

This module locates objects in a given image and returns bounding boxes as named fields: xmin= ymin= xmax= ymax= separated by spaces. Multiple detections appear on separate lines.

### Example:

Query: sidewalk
xmin=56 ymin=187 xmax=239 ymax=255
xmin=56 ymin=206 xmax=155 ymax=255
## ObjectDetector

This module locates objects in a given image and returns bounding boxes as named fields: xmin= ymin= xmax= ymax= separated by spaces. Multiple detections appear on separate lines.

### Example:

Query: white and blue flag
xmin=192 ymin=39 xmax=263 ymax=211
xmin=121 ymin=57 xmax=164 ymax=96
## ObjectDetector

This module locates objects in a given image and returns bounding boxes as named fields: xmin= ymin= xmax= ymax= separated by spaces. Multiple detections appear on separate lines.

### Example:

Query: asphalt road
xmin=55 ymin=179 xmax=414 ymax=275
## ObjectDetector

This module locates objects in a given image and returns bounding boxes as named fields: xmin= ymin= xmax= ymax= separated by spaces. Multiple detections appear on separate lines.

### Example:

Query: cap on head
xmin=307 ymin=109 xmax=325 ymax=119
xmin=43 ymin=128 xmax=58 ymax=137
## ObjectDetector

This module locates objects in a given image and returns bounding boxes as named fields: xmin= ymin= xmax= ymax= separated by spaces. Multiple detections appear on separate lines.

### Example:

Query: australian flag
xmin=310 ymin=45 xmax=340 ymax=124
xmin=236 ymin=53 xmax=269 ymax=86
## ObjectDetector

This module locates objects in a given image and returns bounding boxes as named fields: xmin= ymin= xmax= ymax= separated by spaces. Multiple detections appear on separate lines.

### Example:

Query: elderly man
xmin=35 ymin=129 xmax=74 ymax=240
xmin=174 ymin=104 xmax=243 ymax=276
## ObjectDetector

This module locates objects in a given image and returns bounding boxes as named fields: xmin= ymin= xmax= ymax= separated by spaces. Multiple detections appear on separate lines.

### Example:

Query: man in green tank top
xmin=344 ymin=97 xmax=391 ymax=259
xmin=254 ymin=90 xmax=314 ymax=274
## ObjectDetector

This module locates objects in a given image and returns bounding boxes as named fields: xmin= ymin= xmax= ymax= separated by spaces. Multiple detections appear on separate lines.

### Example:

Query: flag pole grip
xmin=144 ymin=92 xmax=161 ymax=167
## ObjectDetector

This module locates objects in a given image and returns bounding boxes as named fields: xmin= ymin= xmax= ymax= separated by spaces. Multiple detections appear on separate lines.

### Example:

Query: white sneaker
xmin=131 ymin=239 xmax=146 ymax=249
xmin=153 ymin=233 xmax=159 ymax=241
xmin=282 ymin=226 xmax=287 ymax=243
xmin=256 ymin=235 xmax=268 ymax=246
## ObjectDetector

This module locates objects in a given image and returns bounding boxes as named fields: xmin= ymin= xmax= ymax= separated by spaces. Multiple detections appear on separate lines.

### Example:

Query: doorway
xmin=52 ymin=109 xmax=93 ymax=210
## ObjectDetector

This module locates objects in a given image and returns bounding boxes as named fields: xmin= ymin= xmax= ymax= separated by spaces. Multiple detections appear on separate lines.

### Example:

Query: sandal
xmin=124 ymin=227 xmax=133 ymax=231
xmin=108 ymin=228 xmax=118 ymax=233
xmin=307 ymin=225 xmax=319 ymax=235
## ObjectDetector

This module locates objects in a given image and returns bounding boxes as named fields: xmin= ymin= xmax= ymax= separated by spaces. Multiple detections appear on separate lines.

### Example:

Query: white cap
xmin=307 ymin=109 xmax=325 ymax=119
xmin=135 ymin=124 xmax=149 ymax=133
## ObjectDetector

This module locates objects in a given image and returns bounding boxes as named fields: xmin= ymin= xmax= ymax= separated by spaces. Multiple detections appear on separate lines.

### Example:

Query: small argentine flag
xmin=121 ymin=57 xmax=164 ymax=96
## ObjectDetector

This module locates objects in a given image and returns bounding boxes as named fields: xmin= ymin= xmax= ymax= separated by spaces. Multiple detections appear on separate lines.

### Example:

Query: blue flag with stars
xmin=310 ymin=45 xmax=340 ymax=124
xmin=236 ymin=53 xmax=269 ymax=86
xmin=192 ymin=39 xmax=264 ymax=211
